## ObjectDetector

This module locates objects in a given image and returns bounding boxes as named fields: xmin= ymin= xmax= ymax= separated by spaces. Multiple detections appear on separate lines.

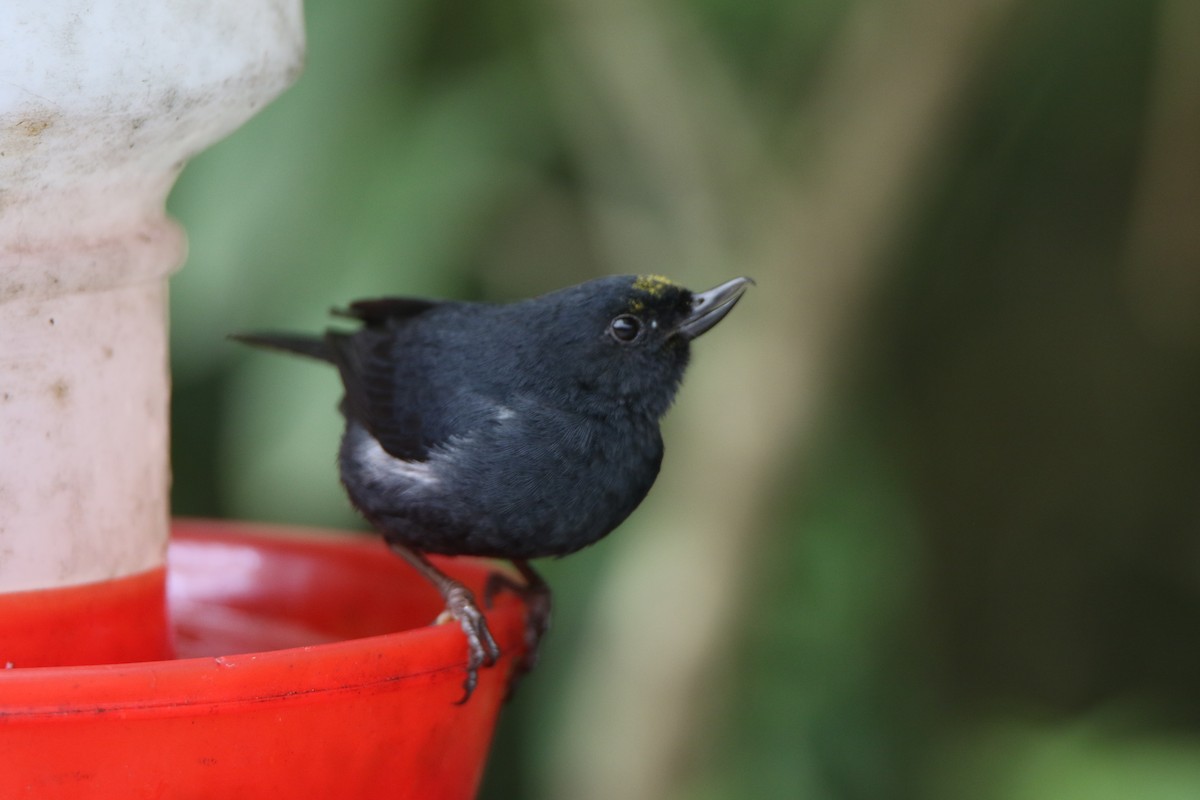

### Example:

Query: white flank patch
xmin=356 ymin=432 xmax=439 ymax=487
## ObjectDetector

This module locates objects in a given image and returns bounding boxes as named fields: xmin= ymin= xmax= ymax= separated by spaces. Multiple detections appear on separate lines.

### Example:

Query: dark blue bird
xmin=233 ymin=274 xmax=751 ymax=700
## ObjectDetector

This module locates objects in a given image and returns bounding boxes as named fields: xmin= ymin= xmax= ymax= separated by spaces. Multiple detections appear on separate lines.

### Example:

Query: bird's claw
xmin=485 ymin=571 xmax=552 ymax=677
xmin=440 ymin=582 xmax=500 ymax=704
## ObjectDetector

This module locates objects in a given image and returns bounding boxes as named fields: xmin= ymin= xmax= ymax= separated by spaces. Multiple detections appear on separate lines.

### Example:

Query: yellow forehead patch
xmin=632 ymin=274 xmax=675 ymax=297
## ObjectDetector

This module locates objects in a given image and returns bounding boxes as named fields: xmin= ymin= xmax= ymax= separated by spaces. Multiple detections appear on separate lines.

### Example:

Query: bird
xmin=232 ymin=274 xmax=752 ymax=701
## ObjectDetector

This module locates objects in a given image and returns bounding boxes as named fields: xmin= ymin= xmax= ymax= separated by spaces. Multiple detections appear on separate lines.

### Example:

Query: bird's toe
xmin=440 ymin=582 xmax=500 ymax=703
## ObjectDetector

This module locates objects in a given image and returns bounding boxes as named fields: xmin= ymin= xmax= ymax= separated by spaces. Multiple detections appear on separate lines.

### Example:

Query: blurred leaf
xmin=933 ymin=715 xmax=1200 ymax=800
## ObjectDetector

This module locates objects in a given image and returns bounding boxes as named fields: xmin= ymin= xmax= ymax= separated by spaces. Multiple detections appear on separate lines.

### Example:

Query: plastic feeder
xmin=1 ymin=5 xmax=526 ymax=797
xmin=0 ymin=519 xmax=526 ymax=798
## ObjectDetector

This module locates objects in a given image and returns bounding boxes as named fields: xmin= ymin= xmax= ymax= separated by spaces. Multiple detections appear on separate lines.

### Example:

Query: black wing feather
xmin=325 ymin=327 xmax=436 ymax=462
xmin=239 ymin=296 xmax=493 ymax=465
xmin=332 ymin=297 xmax=440 ymax=327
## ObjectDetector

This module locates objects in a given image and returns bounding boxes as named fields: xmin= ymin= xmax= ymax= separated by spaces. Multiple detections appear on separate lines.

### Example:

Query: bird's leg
xmin=387 ymin=542 xmax=500 ymax=704
xmin=485 ymin=560 xmax=552 ymax=675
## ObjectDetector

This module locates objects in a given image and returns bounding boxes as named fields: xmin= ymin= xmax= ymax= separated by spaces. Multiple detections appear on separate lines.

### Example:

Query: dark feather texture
xmin=233 ymin=274 xmax=752 ymax=700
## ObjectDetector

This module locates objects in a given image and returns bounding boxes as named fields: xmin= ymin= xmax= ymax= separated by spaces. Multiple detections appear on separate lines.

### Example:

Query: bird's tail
xmin=229 ymin=332 xmax=334 ymax=363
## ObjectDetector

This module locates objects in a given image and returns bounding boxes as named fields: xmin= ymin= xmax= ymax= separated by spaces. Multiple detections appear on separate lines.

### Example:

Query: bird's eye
xmin=609 ymin=315 xmax=642 ymax=343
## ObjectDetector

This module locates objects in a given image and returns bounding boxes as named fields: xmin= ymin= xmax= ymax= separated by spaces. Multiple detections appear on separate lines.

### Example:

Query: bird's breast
xmin=337 ymin=410 xmax=663 ymax=560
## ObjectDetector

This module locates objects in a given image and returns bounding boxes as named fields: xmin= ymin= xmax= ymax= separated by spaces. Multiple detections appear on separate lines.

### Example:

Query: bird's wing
xmin=332 ymin=297 xmax=440 ymax=328
xmin=325 ymin=314 xmax=499 ymax=463
xmin=323 ymin=327 xmax=429 ymax=461
xmin=324 ymin=297 xmax=447 ymax=460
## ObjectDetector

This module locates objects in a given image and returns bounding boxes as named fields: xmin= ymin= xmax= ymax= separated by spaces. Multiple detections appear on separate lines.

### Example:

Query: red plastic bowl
xmin=0 ymin=520 xmax=527 ymax=799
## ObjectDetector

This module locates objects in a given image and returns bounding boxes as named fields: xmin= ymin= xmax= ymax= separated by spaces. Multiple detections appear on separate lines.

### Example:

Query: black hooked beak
xmin=676 ymin=277 xmax=754 ymax=341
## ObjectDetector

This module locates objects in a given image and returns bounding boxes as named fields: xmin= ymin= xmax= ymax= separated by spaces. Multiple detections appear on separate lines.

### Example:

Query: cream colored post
xmin=0 ymin=1 xmax=304 ymax=591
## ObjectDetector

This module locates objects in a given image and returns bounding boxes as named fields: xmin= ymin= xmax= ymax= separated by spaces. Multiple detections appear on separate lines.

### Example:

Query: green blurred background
xmin=167 ymin=0 xmax=1200 ymax=797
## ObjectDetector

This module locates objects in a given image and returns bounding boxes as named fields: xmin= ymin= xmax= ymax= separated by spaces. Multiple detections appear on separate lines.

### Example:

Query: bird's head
xmin=510 ymin=274 xmax=753 ymax=419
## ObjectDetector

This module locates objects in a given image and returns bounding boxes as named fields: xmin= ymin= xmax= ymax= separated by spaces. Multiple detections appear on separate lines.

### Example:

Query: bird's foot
xmin=387 ymin=542 xmax=502 ymax=704
xmin=437 ymin=581 xmax=501 ymax=704
xmin=485 ymin=562 xmax=552 ymax=680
